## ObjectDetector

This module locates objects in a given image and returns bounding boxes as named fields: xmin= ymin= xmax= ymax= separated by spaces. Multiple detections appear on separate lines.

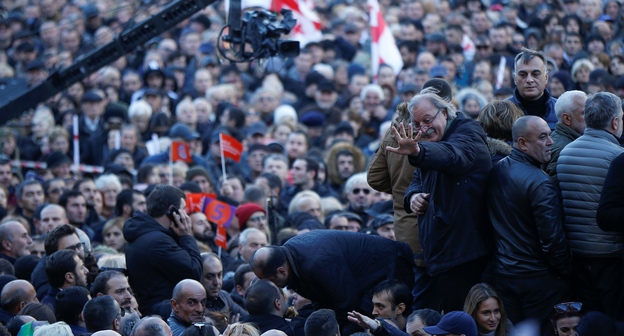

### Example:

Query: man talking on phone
xmin=123 ymin=185 xmax=203 ymax=319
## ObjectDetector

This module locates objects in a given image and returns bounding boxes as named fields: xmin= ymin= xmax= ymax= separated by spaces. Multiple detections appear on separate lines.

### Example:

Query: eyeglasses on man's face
xmin=413 ymin=109 xmax=442 ymax=131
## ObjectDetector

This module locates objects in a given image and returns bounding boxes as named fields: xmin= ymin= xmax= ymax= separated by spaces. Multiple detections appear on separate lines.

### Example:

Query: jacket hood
xmin=123 ymin=211 xmax=172 ymax=243
xmin=325 ymin=141 xmax=366 ymax=186
xmin=487 ymin=137 xmax=512 ymax=157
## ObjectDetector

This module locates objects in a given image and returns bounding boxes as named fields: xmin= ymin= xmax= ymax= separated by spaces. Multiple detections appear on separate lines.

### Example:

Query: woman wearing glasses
xmin=550 ymin=302 xmax=582 ymax=336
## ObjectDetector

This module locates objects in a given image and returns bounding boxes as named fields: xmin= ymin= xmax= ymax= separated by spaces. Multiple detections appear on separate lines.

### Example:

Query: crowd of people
xmin=0 ymin=0 xmax=623 ymax=334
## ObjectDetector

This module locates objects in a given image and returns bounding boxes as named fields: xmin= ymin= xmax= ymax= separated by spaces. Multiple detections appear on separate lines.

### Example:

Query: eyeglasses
xmin=554 ymin=302 xmax=582 ymax=314
xmin=249 ymin=215 xmax=266 ymax=222
xmin=413 ymin=109 xmax=442 ymax=131
xmin=352 ymin=188 xmax=371 ymax=195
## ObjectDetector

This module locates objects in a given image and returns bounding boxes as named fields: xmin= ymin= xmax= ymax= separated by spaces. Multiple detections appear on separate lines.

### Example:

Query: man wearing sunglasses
xmin=344 ymin=173 xmax=374 ymax=225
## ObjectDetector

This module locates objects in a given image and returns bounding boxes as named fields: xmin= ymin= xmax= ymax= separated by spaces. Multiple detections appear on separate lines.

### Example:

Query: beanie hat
xmin=551 ymin=71 xmax=573 ymax=91
xmin=235 ymin=203 xmax=266 ymax=229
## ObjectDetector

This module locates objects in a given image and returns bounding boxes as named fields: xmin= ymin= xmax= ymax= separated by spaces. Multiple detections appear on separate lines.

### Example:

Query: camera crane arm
xmin=0 ymin=0 xmax=216 ymax=126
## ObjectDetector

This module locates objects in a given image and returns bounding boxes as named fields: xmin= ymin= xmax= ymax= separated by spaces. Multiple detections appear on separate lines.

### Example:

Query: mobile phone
xmin=167 ymin=205 xmax=180 ymax=224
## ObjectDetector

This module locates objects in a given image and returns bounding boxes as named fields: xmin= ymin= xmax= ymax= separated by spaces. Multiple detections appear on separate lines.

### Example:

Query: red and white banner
xmin=220 ymin=133 xmax=243 ymax=163
xmin=10 ymin=160 xmax=105 ymax=174
xmin=171 ymin=141 xmax=192 ymax=163
xmin=272 ymin=0 xmax=322 ymax=47
xmin=368 ymin=0 xmax=403 ymax=78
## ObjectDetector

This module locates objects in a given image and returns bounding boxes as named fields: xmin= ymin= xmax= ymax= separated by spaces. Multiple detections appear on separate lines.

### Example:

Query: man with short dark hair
xmin=241 ymin=279 xmax=295 ymax=336
xmin=0 ymin=222 xmax=32 ymax=264
xmin=15 ymin=180 xmax=45 ymax=233
xmin=372 ymin=280 xmax=412 ymax=330
xmin=279 ymin=158 xmax=337 ymax=212
xmin=486 ymin=116 xmax=572 ymax=334
xmin=123 ymin=185 xmax=202 ymax=318
xmin=83 ymin=295 xmax=122 ymax=333
xmin=58 ymin=190 xmax=95 ymax=240
xmin=39 ymin=204 xmax=69 ymax=234
xmin=91 ymin=271 xmax=134 ymax=312
xmin=55 ymin=286 xmax=90 ymax=336
xmin=0 ymin=280 xmax=38 ymax=324
xmin=305 ymin=309 xmax=340 ymax=336
xmin=508 ymin=48 xmax=558 ymax=130
xmin=43 ymin=249 xmax=88 ymax=311
xmin=231 ymin=264 xmax=255 ymax=307
xmin=167 ymin=279 xmax=207 ymax=336
xmin=115 ymin=189 xmax=147 ymax=220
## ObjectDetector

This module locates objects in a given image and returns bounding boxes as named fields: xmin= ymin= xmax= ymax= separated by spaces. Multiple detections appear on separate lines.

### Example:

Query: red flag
xmin=220 ymin=133 xmax=243 ymax=163
xmin=203 ymin=198 xmax=236 ymax=249
xmin=171 ymin=141 xmax=192 ymax=163
xmin=185 ymin=193 xmax=217 ymax=213
xmin=215 ymin=226 xmax=228 ymax=249
xmin=271 ymin=0 xmax=322 ymax=46
xmin=368 ymin=0 xmax=403 ymax=79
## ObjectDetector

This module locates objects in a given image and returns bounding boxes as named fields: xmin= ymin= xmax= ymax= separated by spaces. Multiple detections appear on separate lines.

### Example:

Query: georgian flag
xmin=368 ymin=0 xmax=403 ymax=77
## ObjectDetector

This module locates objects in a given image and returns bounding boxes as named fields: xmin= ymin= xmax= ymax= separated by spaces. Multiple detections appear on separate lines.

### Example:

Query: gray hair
xmin=360 ymin=84 xmax=385 ymax=101
xmin=95 ymin=174 xmax=122 ymax=193
xmin=344 ymin=172 xmax=369 ymax=195
xmin=130 ymin=316 xmax=170 ymax=336
xmin=513 ymin=48 xmax=547 ymax=75
xmin=239 ymin=228 xmax=264 ymax=247
xmin=33 ymin=322 xmax=73 ymax=336
xmin=584 ymin=92 xmax=622 ymax=130
xmin=555 ymin=90 xmax=587 ymax=121
xmin=571 ymin=59 xmax=595 ymax=82
xmin=408 ymin=93 xmax=457 ymax=123
xmin=128 ymin=100 xmax=152 ymax=119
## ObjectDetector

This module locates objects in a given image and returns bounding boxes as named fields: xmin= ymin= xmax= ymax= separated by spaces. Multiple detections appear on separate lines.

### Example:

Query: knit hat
xmin=235 ymin=203 xmax=266 ymax=228
xmin=550 ymin=71 xmax=573 ymax=91
xmin=186 ymin=167 xmax=211 ymax=182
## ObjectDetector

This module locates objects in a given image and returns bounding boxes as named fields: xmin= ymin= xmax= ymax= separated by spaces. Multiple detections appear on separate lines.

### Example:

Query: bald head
xmin=92 ymin=331 xmax=122 ymax=336
xmin=249 ymin=246 xmax=289 ymax=288
xmin=512 ymin=116 xmax=544 ymax=143
xmin=40 ymin=204 xmax=68 ymax=233
xmin=1 ymin=280 xmax=38 ymax=314
xmin=172 ymin=279 xmax=205 ymax=302
xmin=130 ymin=317 xmax=172 ymax=336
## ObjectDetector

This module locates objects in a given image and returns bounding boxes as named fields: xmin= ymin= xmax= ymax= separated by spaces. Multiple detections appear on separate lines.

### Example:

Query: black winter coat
xmin=486 ymin=149 xmax=572 ymax=277
xmin=403 ymin=114 xmax=492 ymax=276
xmin=282 ymin=231 xmax=415 ymax=326
xmin=123 ymin=211 xmax=203 ymax=316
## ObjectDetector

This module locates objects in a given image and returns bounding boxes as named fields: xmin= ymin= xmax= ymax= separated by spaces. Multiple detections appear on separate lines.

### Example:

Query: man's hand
xmin=347 ymin=311 xmax=379 ymax=331
xmin=221 ymin=181 xmax=233 ymax=197
xmin=410 ymin=193 xmax=430 ymax=215
xmin=171 ymin=207 xmax=193 ymax=236
xmin=386 ymin=122 xmax=422 ymax=156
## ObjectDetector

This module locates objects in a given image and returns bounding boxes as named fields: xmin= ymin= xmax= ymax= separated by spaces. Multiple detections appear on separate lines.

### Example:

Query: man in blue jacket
xmin=389 ymin=92 xmax=492 ymax=313
xmin=123 ymin=185 xmax=202 ymax=319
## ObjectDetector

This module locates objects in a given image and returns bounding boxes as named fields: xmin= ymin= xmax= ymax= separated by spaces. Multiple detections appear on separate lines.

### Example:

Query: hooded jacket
xmin=123 ymin=211 xmax=203 ymax=316
xmin=325 ymin=142 xmax=366 ymax=195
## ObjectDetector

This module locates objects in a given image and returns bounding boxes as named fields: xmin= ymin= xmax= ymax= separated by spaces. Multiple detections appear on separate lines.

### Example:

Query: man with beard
xmin=115 ymin=190 xmax=147 ymax=221
xmin=202 ymin=253 xmax=247 ymax=318
xmin=43 ymin=249 xmax=88 ymax=311
xmin=325 ymin=143 xmax=366 ymax=197
xmin=279 ymin=158 xmax=338 ymax=213
xmin=73 ymin=178 xmax=102 ymax=226
xmin=167 ymin=279 xmax=208 ymax=336
xmin=343 ymin=173 xmax=374 ymax=225
xmin=190 ymin=212 xmax=214 ymax=247
xmin=92 ymin=271 xmax=135 ymax=313
xmin=300 ymin=81 xmax=342 ymax=125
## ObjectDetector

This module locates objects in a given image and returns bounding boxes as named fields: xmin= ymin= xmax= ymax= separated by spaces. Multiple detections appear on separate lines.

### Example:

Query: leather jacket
xmin=486 ymin=148 xmax=572 ymax=277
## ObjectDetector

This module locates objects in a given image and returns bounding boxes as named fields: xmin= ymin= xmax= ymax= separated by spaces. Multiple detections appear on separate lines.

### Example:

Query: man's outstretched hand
xmin=386 ymin=122 xmax=422 ymax=156
xmin=347 ymin=311 xmax=379 ymax=331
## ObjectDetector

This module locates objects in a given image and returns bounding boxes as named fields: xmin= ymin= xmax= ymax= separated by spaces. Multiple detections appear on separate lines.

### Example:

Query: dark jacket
xmin=403 ymin=114 xmax=492 ymax=276
xmin=123 ymin=211 xmax=203 ymax=316
xmin=282 ymin=231 xmax=414 ymax=327
xmin=486 ymin=148 xmax=572 ymax=277
xmin=544 ymin=122 xmax=581 ymax=180
xmin=598 ymin=153 xmax=624 ymax=232
xmin=205 ymin=290 xmax=248 ymax=318
xmin=241 ymin=314 xmax=297 ymax=336
xmin=508 ymin=88 xmax=558 ymax=130
xmin=31 ymin=255 xmax=49 ymax=300
xmin=41 ymin=286 xmax=61 ymax=311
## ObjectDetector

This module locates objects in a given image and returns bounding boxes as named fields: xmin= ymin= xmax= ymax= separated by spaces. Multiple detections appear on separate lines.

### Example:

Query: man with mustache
xmin=167 ymin=279 xmax=207 ymax=336
xmin=508 ymin=48 xmax=558 ymax=130
xmin=92 ymin=271 xmax=135 ymax=313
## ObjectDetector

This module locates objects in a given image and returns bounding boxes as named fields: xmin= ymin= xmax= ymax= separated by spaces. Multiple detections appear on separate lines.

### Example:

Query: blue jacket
xmin=508 ymin=88 xmax=558 ymax=130
xmin=403 ymin=113 xmax=492 ymax=276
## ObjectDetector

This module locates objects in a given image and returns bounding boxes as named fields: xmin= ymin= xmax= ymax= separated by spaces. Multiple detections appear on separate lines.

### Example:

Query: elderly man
xmin=250 ymin=231 xmax=414 ymax=333
xmin=390 ymin=92 xmax=491 ymax=313
xmin=0 ymin=280 xmax=38 ymax=324
xmin=508 ymin=48 xmax=558 ymax=130
xmin=487 ymin=116 xmax=572 ymax=334
xmin=343 ymin=173 xmax=374 ymax=225
xmin=544 ymin=90 xmax=587 ymax=179
xmin=0 ymin=221 xmax=32 ymax=264
xmin=167 ymin=279 xmax=207 ymax=336
xmin=557 ymin=92 xmax=624 ymax=319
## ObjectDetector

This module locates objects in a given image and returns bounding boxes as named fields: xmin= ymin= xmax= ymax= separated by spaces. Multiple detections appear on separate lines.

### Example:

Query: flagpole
xmin=169 ymin=145 xmax=173 ymax=186
xmin=219 ymin=134 xmax=227 ymax=184
xmin=218 ymin=246 xmax=222 ymax=259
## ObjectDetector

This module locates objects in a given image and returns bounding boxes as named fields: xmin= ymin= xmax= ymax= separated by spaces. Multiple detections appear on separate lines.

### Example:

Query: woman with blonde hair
xmin=464 ymin=283 xmax=511 ymax=336
xmin=477 ymin=100 xmax=524 ymax=164
xmin=102 ymin=217 xmax=126 ymax=252
xmin=221 ymin=322 xmax=260 ymax=336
